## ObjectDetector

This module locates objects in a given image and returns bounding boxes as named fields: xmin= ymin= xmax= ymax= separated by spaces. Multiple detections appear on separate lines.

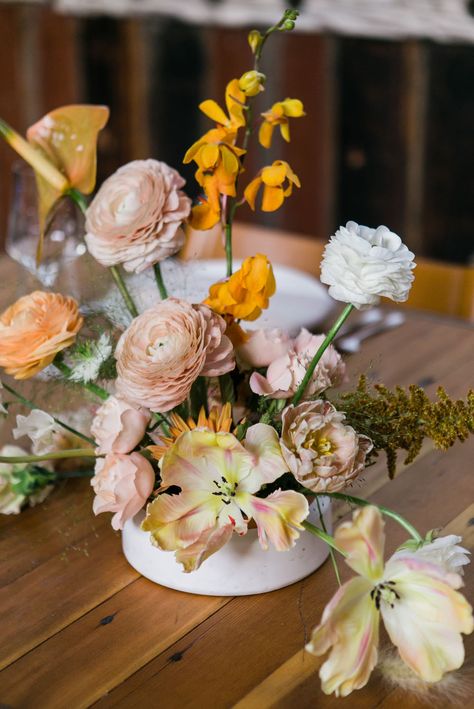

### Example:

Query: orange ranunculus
xmin=244 ymin=160 xmax=300 ymax=212
xmin=258 ymin=98 xmax=305 ymax=149
xmin=204 ymin=253 xmax=276 ymax=321
xmin=0 ymin=291 xmax=83 ymax=379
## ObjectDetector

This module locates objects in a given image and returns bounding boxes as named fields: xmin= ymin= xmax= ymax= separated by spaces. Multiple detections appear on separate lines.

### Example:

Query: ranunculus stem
xmin=53 ymin=360 xmax=109 ymax=401
xmin=109 ymin=266 xmax=139 ymax=318
xmin=153 ymin=263 xmax=168 ymax=299
xmin=302 ymin=520 xmax=347 ymax=556
xmin=1 ymin=380 xmax=96 ymax=446
xmin=316 ymin=492 xmax=423 ymax=543
xmin=291 ymin=303 xmax=354 ymax=406
xmin=0 ymin=448 xmax=98 ymax=464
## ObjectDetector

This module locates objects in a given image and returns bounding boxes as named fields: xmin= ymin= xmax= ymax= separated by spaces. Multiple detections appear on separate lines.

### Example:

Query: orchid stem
xmin=302 ymin=521 xmax=347 ymax=556
xmin=53 ymin=360 xmax=109 ymax=401
xmin=1 ymin=380 xmax=95 ymax=446
xmin=0 ymin=449 xmax=99 ymax=464
xmin=291 ymin=304 xmax=354 ymax=406
xmin=316 ymin=496 xmax=341 ymax=586
xmin=316 ymin=492 xmax=423 ymax=544
xmin=109 ymin=266 xmax=139 ymax=318
xmin=225 ymin=222 xmax=233 ymax=278
xmin=153 ymin=262 xmax=168 ymax=299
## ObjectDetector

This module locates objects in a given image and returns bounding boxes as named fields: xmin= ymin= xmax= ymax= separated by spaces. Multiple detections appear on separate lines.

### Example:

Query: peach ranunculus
xmin=280 ymin=400 xmax=373 ymax=493
xmin=85 ymin=159 xmax=191 ymax=273
xmin=115 ymin=297 xmax=235 ymax=412
xmin=205 ymin=253 xmax=276 ymax=322
xmin=91 ymin=451 xmax=155 ymax=530
xmin=307 ymin=506 xmax=473 ymax=696
xmin=91 ymin=396 xmax=151 ymax=454
xmin=236 ymin=328 xmax=292 ymax=369
xmin=250 ymin=329 xmax=345 ymax=400
xmin=0 ymin=291 xmax=83 ymax=379
xmin=142 ymin=425 xmax=308 ymax=572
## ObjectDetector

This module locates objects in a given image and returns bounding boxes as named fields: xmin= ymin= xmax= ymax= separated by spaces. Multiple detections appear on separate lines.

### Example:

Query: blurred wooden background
xmin=0 ymin=4 xmax=473 ymax=263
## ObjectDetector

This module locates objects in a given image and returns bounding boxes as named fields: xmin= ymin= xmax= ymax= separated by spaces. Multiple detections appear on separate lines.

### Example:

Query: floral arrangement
xmin=0 ymin=9 xmax=473 ymax=699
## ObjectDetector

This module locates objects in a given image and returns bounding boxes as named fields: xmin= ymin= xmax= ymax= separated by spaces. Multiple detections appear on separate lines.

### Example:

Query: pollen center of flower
xmin=212 ymin=476 xmax=238 ymax=504
xmin=370 ymin=580 xmax=400 ymax=610
xmin=303 ymin=432 xmax=334 ymax=456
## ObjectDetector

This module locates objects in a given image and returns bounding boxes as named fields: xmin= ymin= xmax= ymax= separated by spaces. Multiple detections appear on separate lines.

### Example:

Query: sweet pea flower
xmin=250 ymin=329 xmax=345 ymax=399
xmin=142 ymin=424 xmax=309 ymax=572
xmin=13 ymin=410 xmax=57 ymax=455
xmin=320 ymin=221 xmax=416 ymax=309
xmin=306 ymin=506 xmax=473 ymax=697
xmin=91 ymin=396 xmax=151 ymax=454
xmin=91 ymin=451 xmax=155 ymax=530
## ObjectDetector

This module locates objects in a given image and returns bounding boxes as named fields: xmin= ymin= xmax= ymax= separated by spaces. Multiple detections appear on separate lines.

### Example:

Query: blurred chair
xmin=182 ymin=222 xmax=474 ymax=322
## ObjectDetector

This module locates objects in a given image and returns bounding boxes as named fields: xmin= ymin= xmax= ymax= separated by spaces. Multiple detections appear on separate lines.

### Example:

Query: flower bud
xmin=247 ymin=29 xmax=263 ymax=54
xmin=282 ymin=20 xmax=295 ymax=31
xmin=238 ymin=70 xmax=265 ymax=97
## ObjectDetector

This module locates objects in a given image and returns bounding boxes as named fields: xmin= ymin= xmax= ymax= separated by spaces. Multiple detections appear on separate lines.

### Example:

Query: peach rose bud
xmin=91 ymin=396 xmax=151 ymax=454
xmin=91 ymin=451 xmax=155 ymax=530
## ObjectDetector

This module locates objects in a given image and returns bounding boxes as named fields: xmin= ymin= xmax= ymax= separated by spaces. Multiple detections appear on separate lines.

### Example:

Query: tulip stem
xmin=302 ymin=521 xmax=347 ymax=556
xmin=1 ymin=380 xmax=95 ymax=446
xmin=0 ymin=448 xmax=99 ymax=464
xmin=316 ymin=496 xmax=341 ymax=586
xmin=53 ymin=359 xmax=109 ymax=401
xmin=291 ymin=304 xmax=354 ymax=406
xmin=316 ymin=492 xmax=424 ymax=544
xmin=153 ymin=263 xmax=168 ymax=300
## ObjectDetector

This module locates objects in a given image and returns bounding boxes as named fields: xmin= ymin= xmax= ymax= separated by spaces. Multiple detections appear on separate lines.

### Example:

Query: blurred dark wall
xmin=1 ymin=5 xmax=473 ymax=263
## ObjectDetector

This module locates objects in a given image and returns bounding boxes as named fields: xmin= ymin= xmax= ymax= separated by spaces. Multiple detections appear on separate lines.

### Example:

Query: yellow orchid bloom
xmin=205 ymin=253 xmax=276 ymax=321
xmin=244 ymin=160 xmax=300 ymax=212
xmin=307 ymin=506 xmax=473 ymax=697
xmin=259 ymin=98 xmax=305 ymax=149
xmin=188 ymin=197 xmax=221 ymax=231
xmin=238 ymin=70 xmax=265 ymax=97
xmin=142 ymin=425 xmax=308 ymax=572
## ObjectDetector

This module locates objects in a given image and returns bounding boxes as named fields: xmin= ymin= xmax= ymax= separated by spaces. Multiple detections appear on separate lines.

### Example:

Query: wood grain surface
xmin=0 ymin=305 xmax=473 ymax=708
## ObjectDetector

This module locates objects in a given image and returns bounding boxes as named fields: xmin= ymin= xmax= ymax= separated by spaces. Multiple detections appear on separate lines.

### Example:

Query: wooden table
xmin=0 ymin=308 xmax=473 ymax=708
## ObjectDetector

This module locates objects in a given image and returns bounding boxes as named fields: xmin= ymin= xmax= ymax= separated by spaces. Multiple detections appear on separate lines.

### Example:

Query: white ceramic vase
xmin=122 ymin=497 xmax=332 ymax=596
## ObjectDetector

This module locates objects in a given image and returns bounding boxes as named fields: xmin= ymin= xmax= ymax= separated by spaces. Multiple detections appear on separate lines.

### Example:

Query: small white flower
xmin=412 ymin=535 xmax=470 ymax=575
xmin=0 ymin=445 xmax=29 ymax=514
xmin=13 ymin=410 xmax=57 ymax=455
xmin=69 ymin=333 xmax=113 ymax=383
xmin=320 ymin=221 xmax=416 ymax=309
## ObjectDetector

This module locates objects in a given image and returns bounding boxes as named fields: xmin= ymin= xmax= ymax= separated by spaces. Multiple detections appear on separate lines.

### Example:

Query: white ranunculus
xmin=413 ymin=535 xmax=470 ymax=575
xmin=320 ymin=221 xmax=416 ymax=309
xmin=0 ymin=445 xmax=28 ymax=514
xmin=13 ymin=410 xmax=57 ymax=455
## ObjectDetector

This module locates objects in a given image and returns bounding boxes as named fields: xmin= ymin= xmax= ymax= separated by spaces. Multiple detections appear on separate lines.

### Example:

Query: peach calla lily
xmin=142 ymin=425 xmax=309 ymax=571
xmin=306 ymin=506 xmax=473 ymax=697
xmin=244 ymin=160 xmax=300 ymax=212
xmin=259 ymin=98 xmax=305 ymax=149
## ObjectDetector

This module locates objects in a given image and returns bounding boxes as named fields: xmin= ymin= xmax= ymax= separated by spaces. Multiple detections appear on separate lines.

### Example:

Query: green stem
xmin=302 ymin=520 xmax=347 ymax=556
xmin=291 ymin=304 xmax=354 ymax=406
xmin=56 ymin=470 xmax=94 ymax=479
xmin=53 ymin=360 xmax=109 ymax=401
xmin=316 ymin=492 xmax=423 ymax=544
xmin=316 ymin=496 xmax=341 ymax=586
xmin=67 ymin=187 xmax=89 ymax=214
xmin=1 ymin=380 xmax=95 ymax=446
xmin=0 ymin=448 xmax=99 ymax=464
xmin=109 ymin=266 xmax=139 ymax=318
xmin=152 ymin=412 xmax=171 ymax=437
xmin=225 ymin=223 xmax=233 ymax=278
xmin=153 ymin=262 xmax=168 ymax=300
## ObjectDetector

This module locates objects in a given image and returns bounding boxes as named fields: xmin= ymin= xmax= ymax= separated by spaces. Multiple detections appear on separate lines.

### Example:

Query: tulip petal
xmin=238 ymin=490 xmax=309 ymax=551
xmin=336 ymin=505 xmax=385 ymax=582
xmin=381 ymin=556 xmax=474 ymax=682
xmin=240 ymin=423 xmax=288 ymax=491
xmin=307 ymin=576 xmax=379 ymax=697
xmin=175 ymin=522 xmax=234 ymax=572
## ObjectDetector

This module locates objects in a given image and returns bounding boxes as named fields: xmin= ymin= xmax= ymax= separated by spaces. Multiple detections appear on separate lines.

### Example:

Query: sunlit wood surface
xmin=0 ymin=294 xmax=472 ymax=707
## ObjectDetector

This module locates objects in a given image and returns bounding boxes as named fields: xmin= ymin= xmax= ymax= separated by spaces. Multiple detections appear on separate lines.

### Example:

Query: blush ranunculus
xmin=320 ymin=221 xmax=416 ymax=309
xmin=91 ymin=396 xmax=151 ymax=454
xmin=280 ymin=400 xmax=373 ymax=493
xmin=249 ymin=329 xmax=345 ymax=400
xmin=91 ymin=451 xmax=155 ymax=530
xmin=115 ymin=297 xmax=235 ymax=412
xmin=85 ymin=159 xmax=191 ymax=273
xmin=236 ymin=328 xmax=291 ymax=369
xmin=0 ymin=291 xmax=83 ymax=379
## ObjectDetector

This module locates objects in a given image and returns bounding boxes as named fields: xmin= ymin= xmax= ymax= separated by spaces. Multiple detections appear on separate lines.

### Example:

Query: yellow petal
xmin=200 ymin=143 xmax=220 ymax=169
xmin=225 ymin=79 xmax=246 ymax=127
xmin=243 ymin=176 xmax=262 ymax=211
xmin=262 ymin=185 xmax=284 ymax=212
xmin=280 ymin=120 xmax=290 ymax=143
xmin=336 ymin=506 xmax=385 ymax=582
xmin=258 ymin=121 xmax=274 ymax=149
xmin=189 ymin=201 xmax=221 ymax=230
xmin=199 ymin=99 xmax=229 ymax=126
xmin=282 ymin=98 xmax=305 ymax=117
xmin=261 ymin=162 xmax=287 ymax=187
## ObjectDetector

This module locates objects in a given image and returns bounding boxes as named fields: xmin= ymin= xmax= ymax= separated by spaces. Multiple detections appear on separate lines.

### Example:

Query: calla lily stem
xmin=0 ymin=448 xmax=99 ymax=464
